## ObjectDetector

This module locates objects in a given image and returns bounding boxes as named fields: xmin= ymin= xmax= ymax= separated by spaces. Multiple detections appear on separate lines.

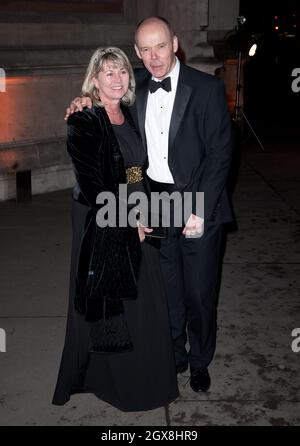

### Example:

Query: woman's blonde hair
xmin=82 ymin=47 xmax=135 ymax=106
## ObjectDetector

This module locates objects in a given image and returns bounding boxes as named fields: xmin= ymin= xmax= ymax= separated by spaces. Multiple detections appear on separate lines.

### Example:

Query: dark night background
xmin=238 ymin=0 xmax=299 ymax=147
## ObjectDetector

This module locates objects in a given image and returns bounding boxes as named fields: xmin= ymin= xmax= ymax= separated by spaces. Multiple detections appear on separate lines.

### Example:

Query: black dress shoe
xmin=176 ymin=362 xmax=188 ymax=374
xmin=190 ymin=367 xmax=211 ymax=392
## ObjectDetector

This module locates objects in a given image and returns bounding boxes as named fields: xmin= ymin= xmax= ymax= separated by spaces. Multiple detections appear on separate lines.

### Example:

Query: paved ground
xmin=0 ymin=140 xmax=299 ymax=426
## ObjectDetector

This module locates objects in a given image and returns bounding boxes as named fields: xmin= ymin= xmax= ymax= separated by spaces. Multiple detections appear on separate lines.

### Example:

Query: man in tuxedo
xmin=133 ymin=17 xmax=233 ymax=392
xmin=66 ymin=16 xmax=233 ymax=393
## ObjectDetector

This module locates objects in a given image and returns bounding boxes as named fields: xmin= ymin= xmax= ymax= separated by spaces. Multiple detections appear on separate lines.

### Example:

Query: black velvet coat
xmin=67 ymin=105 xmax=142 ymax=327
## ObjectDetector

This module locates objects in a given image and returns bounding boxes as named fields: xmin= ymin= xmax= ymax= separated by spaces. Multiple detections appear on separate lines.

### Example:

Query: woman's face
xmin=93 ymin=61 xmax=129 ymax=104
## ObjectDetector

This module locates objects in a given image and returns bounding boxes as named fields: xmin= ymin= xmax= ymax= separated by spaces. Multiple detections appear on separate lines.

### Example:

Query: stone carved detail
xmin=0 ymin=0 xmax=123 ymax=14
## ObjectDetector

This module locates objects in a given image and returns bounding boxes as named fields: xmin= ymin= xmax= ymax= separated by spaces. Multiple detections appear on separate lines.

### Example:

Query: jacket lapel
xmin=135 ymin=77 xmax=150 ymax=150
xmin=94 ymin=106 xmax=126 ymax=186
xmin=169 ymin=65 xmax=192 ymax=150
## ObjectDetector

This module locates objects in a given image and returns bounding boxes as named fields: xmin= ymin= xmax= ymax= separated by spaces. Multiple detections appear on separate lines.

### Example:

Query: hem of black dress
xmin=52 ymin=388 xmax=179 ymax=412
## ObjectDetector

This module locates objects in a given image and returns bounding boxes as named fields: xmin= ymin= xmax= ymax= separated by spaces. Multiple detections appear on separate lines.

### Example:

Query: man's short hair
xmin=135 ymin=16 xmax=175 ymax=43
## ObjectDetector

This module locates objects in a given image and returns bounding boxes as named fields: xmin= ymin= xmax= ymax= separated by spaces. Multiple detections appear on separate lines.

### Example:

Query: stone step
xmin=188 ymin=42 xmax=216 ymax=59
xmin=1 ymin=45 xmax=140 ymax=71
xmin=0 ymin=22 xmax=135 ymax=47
xmin=187 ymin=58 xmax=223 ymax=76
xmin=0 ymin=20 xmax=140 ymax=72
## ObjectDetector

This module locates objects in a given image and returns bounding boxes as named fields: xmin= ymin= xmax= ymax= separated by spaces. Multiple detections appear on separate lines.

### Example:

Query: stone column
xmin=134 ymin=0 xmax=158 ymax=24
xmin=0 ymin=5 xmax=138 ymax=201
xmin=155 ymin=0 xmax=220 ymax=74
xmin=128 ymin=0 xmax=240 ymax=75
xmin=208 ymin=0 xmax=240 ymax=41
xmin=207 ymin=0 xmax=241 ymax=111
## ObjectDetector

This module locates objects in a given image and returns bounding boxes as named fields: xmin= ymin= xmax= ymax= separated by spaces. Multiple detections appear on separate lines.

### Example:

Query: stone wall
xmin=0 ymin=0 xmax=240 ymax=201
xmin=0 ymin=1 xmax=138 ymax=200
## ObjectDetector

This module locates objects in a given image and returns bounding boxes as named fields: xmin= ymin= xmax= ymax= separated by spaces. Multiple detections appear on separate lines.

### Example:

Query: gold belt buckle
xmin=126 ymin=166 xmax=143 ymax=184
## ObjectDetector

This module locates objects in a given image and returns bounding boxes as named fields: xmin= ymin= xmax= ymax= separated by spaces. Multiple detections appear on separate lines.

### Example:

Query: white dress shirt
xmin=145 ymin=57 xmax=180 ymax=183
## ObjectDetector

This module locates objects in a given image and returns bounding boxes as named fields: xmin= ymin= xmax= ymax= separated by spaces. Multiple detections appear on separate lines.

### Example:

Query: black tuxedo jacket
xmin=131 ymin=63 xmax=233 ymax=224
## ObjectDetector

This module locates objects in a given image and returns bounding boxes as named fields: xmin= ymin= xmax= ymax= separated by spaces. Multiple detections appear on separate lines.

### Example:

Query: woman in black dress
xmin=52 ymin=47 xmax=178 ymax=411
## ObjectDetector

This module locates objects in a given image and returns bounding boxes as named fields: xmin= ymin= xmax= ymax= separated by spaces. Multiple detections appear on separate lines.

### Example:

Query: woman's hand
xmin=137 ymin=224 xmax=153 ymax=242
xmin=64 ymin=97 xmax=93 ymax=120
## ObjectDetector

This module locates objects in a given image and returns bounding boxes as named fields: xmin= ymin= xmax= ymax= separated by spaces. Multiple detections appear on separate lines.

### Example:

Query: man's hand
xmin=137 ymin=224 xmax=153 ymax=242
xmin=64 ymin=96 xmax=93 ymax=120
xmin=182 ymin=214 xmax=204 ymax=238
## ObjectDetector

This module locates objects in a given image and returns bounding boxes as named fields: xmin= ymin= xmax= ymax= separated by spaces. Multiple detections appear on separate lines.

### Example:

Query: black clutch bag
xmin=137 ymin=208 xmax=168 ymax=239
xmin=145 ymin=226 xmax=167 ymax=239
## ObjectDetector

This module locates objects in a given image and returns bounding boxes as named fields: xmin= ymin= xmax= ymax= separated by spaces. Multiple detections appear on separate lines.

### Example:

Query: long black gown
xmin=52 ymin=119 xmax=179 ymax=411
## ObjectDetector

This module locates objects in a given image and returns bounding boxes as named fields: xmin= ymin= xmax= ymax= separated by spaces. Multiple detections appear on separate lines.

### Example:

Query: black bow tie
xmin=149 ymin=77 xmax=171 ymax=93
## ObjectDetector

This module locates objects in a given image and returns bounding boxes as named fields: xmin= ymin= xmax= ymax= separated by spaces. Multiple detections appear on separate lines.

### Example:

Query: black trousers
xmin=147 ymin=177 xmax=223 ymax=369
xmin=160 ymin=223 xmax=223 ymax=369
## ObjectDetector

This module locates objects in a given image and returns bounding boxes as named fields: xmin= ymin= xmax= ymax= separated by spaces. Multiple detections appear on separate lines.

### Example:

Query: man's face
xmin=135 ymin=21 xmax=178 ymax=80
